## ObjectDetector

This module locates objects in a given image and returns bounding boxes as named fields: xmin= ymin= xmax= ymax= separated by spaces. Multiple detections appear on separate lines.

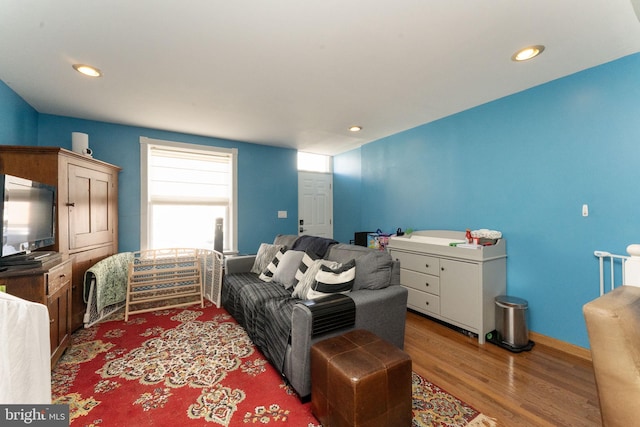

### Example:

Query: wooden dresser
xmin=0 ymin=146 xmax=121 ymax=331
xmin=0 ymin=256 xmax=72 ymax=367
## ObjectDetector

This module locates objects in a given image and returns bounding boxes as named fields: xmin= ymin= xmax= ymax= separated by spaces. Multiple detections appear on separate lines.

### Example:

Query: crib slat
xmin=125 ymin=248 xmax=205 ymax=321
xmin=594 ymin=250 xmax=629 ymax=296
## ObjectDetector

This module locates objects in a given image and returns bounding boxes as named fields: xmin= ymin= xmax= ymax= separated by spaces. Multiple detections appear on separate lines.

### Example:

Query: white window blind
xmin=140 ymin=137 xmax=237 ymax=253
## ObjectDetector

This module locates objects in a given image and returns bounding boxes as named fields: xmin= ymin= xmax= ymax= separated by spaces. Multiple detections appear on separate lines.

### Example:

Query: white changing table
xmin=388 ymin=230 xmax=507 ymax=344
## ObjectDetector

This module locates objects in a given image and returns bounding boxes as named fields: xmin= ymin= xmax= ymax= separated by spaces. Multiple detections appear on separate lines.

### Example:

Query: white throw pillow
xmin=271 ymin=250 xmax=306 ymax=289
xmin=292 ymin=259 xmax=337 ymax=299
xmin=306 ymin=259 xmax=356 ymax=300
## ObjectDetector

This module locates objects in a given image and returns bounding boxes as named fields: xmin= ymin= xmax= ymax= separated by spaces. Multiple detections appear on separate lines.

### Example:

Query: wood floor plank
xmin=404 ymin=310 xmax=601 ymax=426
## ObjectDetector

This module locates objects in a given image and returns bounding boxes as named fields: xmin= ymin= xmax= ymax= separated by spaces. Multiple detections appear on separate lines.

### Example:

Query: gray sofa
xmin=221 ymin=234 xmax=408 ymax=398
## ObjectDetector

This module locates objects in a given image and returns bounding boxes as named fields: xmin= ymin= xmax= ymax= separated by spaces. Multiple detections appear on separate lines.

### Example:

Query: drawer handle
xmin=441 ymin=267 xmax=445 ymax=271
xmin=66 ymin=202 xmax=75 ymax=207
xmin=59 ymin=274 xmax=66 ymax=279
xmin=425 ymin=282 xmax=430 ymax=287
xmin=425 ymin=301 xmax=429 ymax=306
xmin=425 ymin=264 xmax=429 ymax=268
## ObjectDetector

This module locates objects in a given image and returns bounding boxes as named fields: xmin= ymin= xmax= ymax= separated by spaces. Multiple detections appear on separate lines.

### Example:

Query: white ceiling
xmin=1 ymin=0 xmax=639 ymax=156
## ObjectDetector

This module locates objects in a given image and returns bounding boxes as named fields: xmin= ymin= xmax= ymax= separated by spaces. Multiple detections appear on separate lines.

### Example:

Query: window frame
xmin=140 ymin=136 xmax=238 ymax=253
xmin=297 ymin=151 xmax=333 ymax=173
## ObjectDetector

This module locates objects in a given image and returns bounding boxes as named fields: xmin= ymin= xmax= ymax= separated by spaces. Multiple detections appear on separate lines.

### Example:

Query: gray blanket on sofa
xmin=292 ymin=235 xmax=338 ymax=258
xmin=222 ymin=272 xmax=294 ymax=366
xmin=263 ymin=298 xmax=297 ymax=373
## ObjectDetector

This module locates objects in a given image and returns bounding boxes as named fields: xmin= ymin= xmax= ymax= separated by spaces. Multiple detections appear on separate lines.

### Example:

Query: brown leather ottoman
xmin=311 ymin=329 xmax=412 ymax=427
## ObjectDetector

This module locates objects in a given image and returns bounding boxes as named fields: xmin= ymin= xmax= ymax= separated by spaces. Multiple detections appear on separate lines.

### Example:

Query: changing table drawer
xmin=407 ymin=288 xmax=439 ymax=316
xmin=390 ymin=250 xmax=440 ymax=276
xmin=400 ymin=269 xmax=440 ymax=295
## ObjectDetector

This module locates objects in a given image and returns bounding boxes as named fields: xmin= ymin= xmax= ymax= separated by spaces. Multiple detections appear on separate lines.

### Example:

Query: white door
xmin=298 ymin=172 xmax=333 ymax=238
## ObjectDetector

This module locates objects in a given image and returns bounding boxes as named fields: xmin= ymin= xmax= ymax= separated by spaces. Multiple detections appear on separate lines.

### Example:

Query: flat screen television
xmin=1 ymin=173 xmax=56 ymax=257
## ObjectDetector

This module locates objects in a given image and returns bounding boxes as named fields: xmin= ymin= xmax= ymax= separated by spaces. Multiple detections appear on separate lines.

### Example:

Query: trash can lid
xmin=495 ymin=295 xmax=528 ymax=308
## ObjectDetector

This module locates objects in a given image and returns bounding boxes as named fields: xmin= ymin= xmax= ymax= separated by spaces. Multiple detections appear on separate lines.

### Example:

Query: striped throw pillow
xmin=259 ymin=247 xmax=287 ymax=282
xmin=306 ymin=259 xmax=356 ymax=299
xmin=292 ymin=250 xmax=320 ymax=290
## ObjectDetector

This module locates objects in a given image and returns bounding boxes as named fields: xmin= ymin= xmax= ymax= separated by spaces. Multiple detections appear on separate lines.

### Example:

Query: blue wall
xmin=35 ymin=115 xmax=299 ymax=253
xmin=333 ymin=147 xmax=363 ymax=243
xmin=335 ymin=52 xmax=640 ymax=348
xmin=0 ymin=81 xmax=38 ymax=146
xmin=0 ymin=83 xmax=299 ymax=254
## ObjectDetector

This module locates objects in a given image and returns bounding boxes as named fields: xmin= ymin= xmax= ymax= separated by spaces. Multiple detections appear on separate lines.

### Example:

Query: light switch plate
xmin=278 ymin=210 xmax=287 ymax=219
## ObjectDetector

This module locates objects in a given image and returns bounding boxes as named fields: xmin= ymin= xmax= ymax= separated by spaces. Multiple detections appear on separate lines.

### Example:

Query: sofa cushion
xmin=307 ymin=259 xmax=356 ymax=299
xmin=273 ymin=234 xmax=299 ymax=248
xmin=292 ymin=258 xmax=338 ymax=299
xmin=251 ymin=243 xmax=286 ymax=275
xmin=272 ymin=250 xmax=306 ymax=290
xmin=236 ymin=280 xmax=292 ymax=348
xmin=221 ymin=272 xmax=264 ymax=326
xmin=326 ymin=244 xmax=393 ymax=290
xmin=262 ymin=297 xmax=298 ymax=373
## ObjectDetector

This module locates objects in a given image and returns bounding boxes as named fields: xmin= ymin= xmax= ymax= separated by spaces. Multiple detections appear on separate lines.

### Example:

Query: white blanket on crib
xmin=0 ymin=292 xmax=51 ymax=404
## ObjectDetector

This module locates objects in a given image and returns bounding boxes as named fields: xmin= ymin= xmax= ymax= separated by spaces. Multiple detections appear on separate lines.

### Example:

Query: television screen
xmin=1 ymin=174 xmax=56 ymax=256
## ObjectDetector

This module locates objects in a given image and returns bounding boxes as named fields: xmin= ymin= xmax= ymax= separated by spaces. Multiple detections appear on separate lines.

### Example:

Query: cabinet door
xmin=68 ymin=164 xmax=114 ymax=249
xmin=48 ymin=281 xmax=71 ymax=367
xmin=440 ymin=259 xmax=480 ymax=330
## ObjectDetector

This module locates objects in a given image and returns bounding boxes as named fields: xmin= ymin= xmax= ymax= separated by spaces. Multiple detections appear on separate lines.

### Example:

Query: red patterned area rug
xmin=51 ymin=301 xmax=496 ymax=427
xmin=411 ymin=374 xmax=497 ymax=427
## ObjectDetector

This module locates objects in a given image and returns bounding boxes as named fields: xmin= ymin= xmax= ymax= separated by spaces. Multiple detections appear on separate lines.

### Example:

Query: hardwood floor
xmin=404 ymin=310 xmax=602 ymax=426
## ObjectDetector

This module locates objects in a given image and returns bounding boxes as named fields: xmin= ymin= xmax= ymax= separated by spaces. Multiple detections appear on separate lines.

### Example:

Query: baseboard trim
xmin=529 ymin=331 xmax=592 ymax=362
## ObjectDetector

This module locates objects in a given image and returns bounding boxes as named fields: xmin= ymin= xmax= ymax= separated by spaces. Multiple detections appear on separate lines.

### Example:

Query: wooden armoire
xmin=0 ymin=146 xmax=120 ymax=331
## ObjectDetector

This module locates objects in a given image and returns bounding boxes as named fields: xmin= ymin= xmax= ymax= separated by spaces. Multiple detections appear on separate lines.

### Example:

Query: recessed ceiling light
xmin=511 ymin=45 xmax=545 ymax=62
xmin=72 ymin=64 xmax=102 ymax=77
xmin=349 ymin=125 xmax=362 ymax=132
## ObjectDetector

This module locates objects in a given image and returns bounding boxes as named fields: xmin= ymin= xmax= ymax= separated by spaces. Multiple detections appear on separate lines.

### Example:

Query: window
xmin=140 ymin=137 xmax=237 ymax=253
xmin=297 ymin=152 xmax=332 ymax=173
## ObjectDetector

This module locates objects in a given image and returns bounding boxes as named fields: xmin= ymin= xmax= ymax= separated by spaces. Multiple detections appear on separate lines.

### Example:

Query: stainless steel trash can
xmin=495 ymin=295 xmax=529 ymax=348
